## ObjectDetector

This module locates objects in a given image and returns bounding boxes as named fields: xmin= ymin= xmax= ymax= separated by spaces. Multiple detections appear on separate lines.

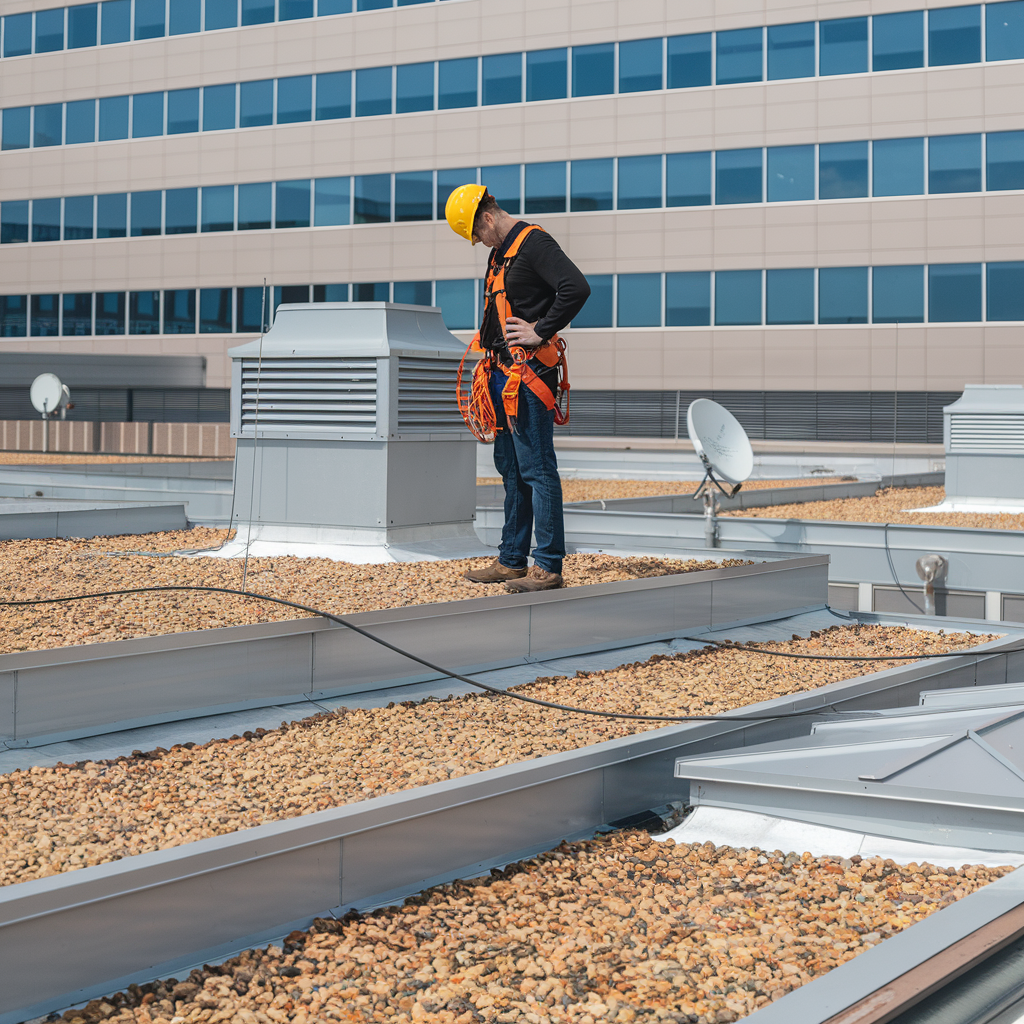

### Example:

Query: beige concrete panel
xmin=814 ymin=327 xmax=873 ymax=388
xmin=566 ymin=0 xmax=620 ymax=41
xmin=711 ymin=328 xmax=764 ymax=385
xmin=712 ymin=90 xmax=771 ymax=146
xmin=711 ymin=209 xmax=766 ymax=264
xmin=663 ymin=330 xmax=714 ymax=390
xmin=764 ymin=98 xmax=822 ymax=139
xmin=922 ymin=326 xmax=986 ymax=388
xmin=869 ymin=206 xmax=928 ymax=261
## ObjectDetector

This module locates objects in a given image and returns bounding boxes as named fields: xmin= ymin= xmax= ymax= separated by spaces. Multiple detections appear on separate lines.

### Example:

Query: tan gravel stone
xmin=479 ymin=478 xmax=849 ymax=503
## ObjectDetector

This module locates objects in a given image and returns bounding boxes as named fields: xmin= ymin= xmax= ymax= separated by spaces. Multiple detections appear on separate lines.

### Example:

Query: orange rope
xmin=457 ymin=340 xmax=498 ymax=443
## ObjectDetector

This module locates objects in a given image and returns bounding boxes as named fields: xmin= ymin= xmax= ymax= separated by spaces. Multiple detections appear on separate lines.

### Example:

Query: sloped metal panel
xmin=396 ymin=356 xmax=464 ymax=432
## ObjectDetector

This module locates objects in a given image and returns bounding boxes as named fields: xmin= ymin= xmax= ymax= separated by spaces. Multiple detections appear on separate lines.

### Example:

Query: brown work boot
xmin=462 ymin=558 xmax=527 ymax=583
xmin=504 ymin=566 xmax=564 ymax=593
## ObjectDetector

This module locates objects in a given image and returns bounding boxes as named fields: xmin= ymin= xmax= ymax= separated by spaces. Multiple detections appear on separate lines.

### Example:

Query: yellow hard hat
xmin=445 ymin=183 xmax=487 ymax=243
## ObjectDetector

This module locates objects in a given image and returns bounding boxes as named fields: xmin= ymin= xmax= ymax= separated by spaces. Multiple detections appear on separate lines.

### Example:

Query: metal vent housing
xmin=943 ymin=385 xmax=1024 ymax=503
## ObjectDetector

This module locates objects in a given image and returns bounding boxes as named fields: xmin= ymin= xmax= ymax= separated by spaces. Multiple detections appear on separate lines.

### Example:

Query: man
xmin=445 ymin=184 xmax=591 ymax=592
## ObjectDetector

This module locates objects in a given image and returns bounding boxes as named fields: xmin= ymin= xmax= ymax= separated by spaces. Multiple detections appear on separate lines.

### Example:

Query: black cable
xmin=680 ymin=636 xmax=1014 ymax=662
xmin=883 ymin=519 xmax=926 ymax=614
xmin=0 ymin=584 xmax=874 ymax=726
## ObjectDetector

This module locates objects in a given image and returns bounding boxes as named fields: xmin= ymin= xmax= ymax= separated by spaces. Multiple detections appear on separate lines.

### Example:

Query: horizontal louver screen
xmin=240 ymin=358 xmax=377 ymax=431
xmin=397 ymin=357 xmax=464 ymax=432
xmin=949 ymin=413 xmax=1024 ymax=452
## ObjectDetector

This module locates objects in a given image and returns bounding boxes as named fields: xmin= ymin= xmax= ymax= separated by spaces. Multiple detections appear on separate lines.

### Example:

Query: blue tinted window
xmin=238 ymin=182 xmax=271 ymax=229
xmin=313 ymin=283 xmax=349 ymax=301
xmin=96 ymin=193 xmax=127 ymax=237
xmin=929 ymin=263 xmax=982 ymax=321
xmin=570 ymin=159 xmax=613 ymax=212
xmin=767 ymin=22 xmax=815 ymax=80
xmin=434 ymin=279 xmax=476 ymax=330
xmin=278 ymin=76 xmax=312 ymax=123
xmin=316 ymin=72 xmax=351 ymax=119
xmin=203 ymin=84 xmax=236 ymax=130
xmin=317 ymin=0 xmax=351 ymax=11
xmin=619 ymin=38 xmax=662 ymax=92
xmin=873 ymin=137 xmax=924 ymax=196
xmin=872 ymin=11 xmax=923 ymax=71
xmin=572 ymin=275 xmax=612 ymax=327
xmin=241 ymin=0 xmax=274 ymax=24
xmin=170 ymin=0 xmax=201 ymax=34
xmin=395 ymin=171 xmax=433 ymax=221
xmin=482 ymin=164 xmax=520 ymax=216
xmin=130 ymin=191 xmax=162 ymax=235
xmin=237 ymin=286 xmax=270 ymax=332
xmin=394 ymin=281 xmax=432 ymax=305
xmin=64 ymin=195 xmax=95 ymax=239
xmin=199 ymin=289 xmax=233 ymax=333
xmin=165 ymin=188 xmax=197 ymax=234
xmin=0 ymin=201 xmax=29 ymax=244
xmin=716 ymin=149 xmax=762 ymax=204
xmin=617 ymin=273 xmax=661 ymax=327
xmin=667 ymin=152 xmax=711 ymax=206
xmin=356 ymin=67 xmax=392 ymax=116
xmin=572 ymin=43 xmax=614 ymax=97
xmin=31 ymin=198 xmax=61 ymax=241
xmin=766 ymin=268 xmax=814 ymax=324
xmin=618 ymin=155 xmax=662 ymax=209
xmin=95 ymin=291 xmax=125 ymax=334
xmin=819 ymin=141 xmax=868 ymax=199
xmin=31 ymin=295 xmax=60 ymax=337
xmin=819 ymin=266 xmax=868 ymax=323
xmin=240 ymin=80 xmax=273 ymax=127
xmin=483 ymin=53 xmax=521 ymax=105
xmin=34 ymin=104 xmax=64 ymax=148
xmin=667 ymin=33 xmax=711 ymax=88
xmin=987 ymin=130 xmax=1024 ymax=191
xmin=164 ymin=290 xmax=196 ymax=333
xmin=167 ymin=88 xmax=199 ymax=133
xmin=665 ymin=272 xmax=710 ymax=326
xmin=354 ymin=174 xmax=391 ymax=223
xmin=3 ymin=13 xmax=32 ymax=56
xmin=98 ymin=95 xmax=129 ymax=140
xmin=100 ymin=0 xmax=130 ymax=42
xmin=274 ymin=285 xmax=308 ymax=322
xmin=437 ymin=168 xmax=474 ymax=222
xmin=439 ymin=58 xmax=478 ymax=108
xmin=204 ymin=0 xmax=237 ymax=29
xmin=353 ymin=282 xmax=388 ymax=300
xmin=69 ymin=4 xmax=98 ymax=47
xmin=873 ymin=265 xmax=923 ymax=323
xmin=357 ymin=0 xmax=389 ymax=9
xmin=2 ymin=108 xmax=31 ymax=151
xmin=715 ymin=270 xmax=762 ymax=325
xmin=988 ymin=261 xmax=1024 ymax=320
xmin=66 ymin=99 xmax=96 ymax=143
xmin=526 ymin=48 xmax=567 ymax=102
xmin=767 ymin=145 xmax=814 ymax=201
xmin=929 ymin=5 xmax=981 ymax=65
xmin=130 ymin=291 xmax=161 ymax=334
xmin=134 ymin=0 xmax=165 ymax=38
xmin=819 ymin=17 xmax=867 ymax=75
xmin=929 ymin=134 xmax=982 ymax=193
xmin=0 ymin=296 xmax=28 ymax=336
xmin=987 ymin=0 xmax=1024 ymax=60
xmin=280 ymin=0 xmax=314 ymax=18
xmin=276 ymin=180 xmax=310 ymax=228
xmin=35 ymin=8 xmax=65 ymax=52
xmin=525 ymin=162 xmax=566 ymax=214
xmin=717 ymin=27 xmax=762 ymax=84
xmin=62 ymin=293 xmax=93 ymax=335
xmin=396 ymin=63 xmax=434 ymax=113
xmin=201 ymin=185 xmax=234 ymax=231
xmin=314 ymin=177 xmax=350 ymax=226
xmin=132 ymin=91 xmax=164 ymax=137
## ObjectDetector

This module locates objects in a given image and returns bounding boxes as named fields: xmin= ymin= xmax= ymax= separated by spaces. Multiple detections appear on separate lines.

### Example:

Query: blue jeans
xmin=489 ymin=368 xmax=565 ymax=575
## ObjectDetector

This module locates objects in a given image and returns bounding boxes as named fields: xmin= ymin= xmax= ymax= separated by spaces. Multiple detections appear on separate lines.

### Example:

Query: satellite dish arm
xmin=690 ymin=453 xmax=743 ymax=500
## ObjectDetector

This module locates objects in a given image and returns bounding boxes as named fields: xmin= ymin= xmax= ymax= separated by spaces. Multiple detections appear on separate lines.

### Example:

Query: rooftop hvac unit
xmin=943 ymin=385 xmax=1024 ymax=507
xmin=228 ymin=302 xmax=479 ymax=558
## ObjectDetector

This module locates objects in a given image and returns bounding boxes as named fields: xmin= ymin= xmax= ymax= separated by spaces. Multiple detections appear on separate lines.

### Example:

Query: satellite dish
xmin=686 ymin=399 xmax=754 ymax=495
xmin=30 ymin=373 xmax=65 ymax=415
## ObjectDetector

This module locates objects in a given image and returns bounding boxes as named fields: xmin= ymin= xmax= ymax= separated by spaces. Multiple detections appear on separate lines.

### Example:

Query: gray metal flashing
xmin=3 ymin=614 xmax=1024 ymax=1024
xmin=0 ymin=499 xmax=187 ymax=539
xmin=0 ymin=555 xmax=829 ymax=747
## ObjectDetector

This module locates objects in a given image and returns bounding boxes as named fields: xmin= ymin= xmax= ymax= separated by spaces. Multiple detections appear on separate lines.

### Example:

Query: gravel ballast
xmin=0 ymin=626 xmax=992 ymax=890
xmin=58 ymin=830 xmax=1011 ymax=1024
xmin=479 ymin=478 xmax=848 ymax=503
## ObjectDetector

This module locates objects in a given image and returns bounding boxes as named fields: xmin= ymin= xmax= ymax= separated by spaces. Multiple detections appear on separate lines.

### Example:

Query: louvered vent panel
xmin=240 ymin=358 xmax=377 ymax=431
xmin=397 ymin=357 xmax=465 ymax=431
xmin=949 ymin=413 xmax=1024 ymax=452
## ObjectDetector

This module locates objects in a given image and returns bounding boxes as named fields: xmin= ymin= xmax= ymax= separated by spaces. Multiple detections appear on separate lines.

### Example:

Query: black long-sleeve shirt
xmin=479 ymin=221 xmax=591 ymax=358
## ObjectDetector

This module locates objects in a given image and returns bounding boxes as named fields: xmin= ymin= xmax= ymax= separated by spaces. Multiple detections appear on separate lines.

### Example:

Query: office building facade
xmin=0 ymin=0 xmax=1022 ymax=440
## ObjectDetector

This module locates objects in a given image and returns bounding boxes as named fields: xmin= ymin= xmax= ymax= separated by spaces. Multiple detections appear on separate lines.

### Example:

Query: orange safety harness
xmin=456 ymin=224 xmax=570 ymax=442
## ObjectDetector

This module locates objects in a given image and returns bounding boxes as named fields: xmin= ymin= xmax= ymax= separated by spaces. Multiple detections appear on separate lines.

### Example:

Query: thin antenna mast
xmin=241 ymin=279 xmax=268 ymax=593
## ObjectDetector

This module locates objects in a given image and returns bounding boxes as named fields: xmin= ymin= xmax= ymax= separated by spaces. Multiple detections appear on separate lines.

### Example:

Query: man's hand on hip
xmin=505 ymin=317 xmax=544 ymax=347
